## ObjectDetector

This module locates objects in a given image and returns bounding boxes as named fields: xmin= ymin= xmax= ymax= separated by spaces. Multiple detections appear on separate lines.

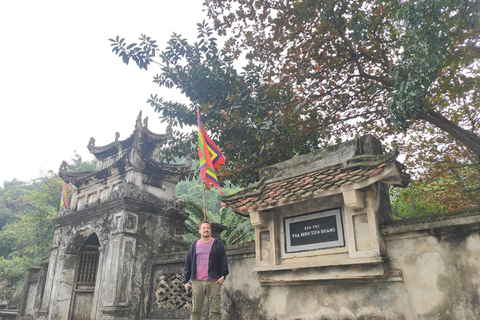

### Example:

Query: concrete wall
xmin=221 ymin=210 xmax=480 ymax=320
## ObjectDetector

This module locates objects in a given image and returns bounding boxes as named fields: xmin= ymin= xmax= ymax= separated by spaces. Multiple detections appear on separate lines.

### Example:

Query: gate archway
xmin=69 ymin=233 xmax=100 ymax=320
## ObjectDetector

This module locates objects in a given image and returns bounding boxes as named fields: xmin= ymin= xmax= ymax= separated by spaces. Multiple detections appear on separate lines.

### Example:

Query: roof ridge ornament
xmin=60 ymin=112 xmax=191 ymax=188
xmin=59 ymin=161 xmax=68 ymax=173
xmin=136 ymin=111 xmax=142 ymax=124
xmin=88 ymin=137 xmax=95 ymax=149
xmin=343 ymin=148 xmax=399 ymax=169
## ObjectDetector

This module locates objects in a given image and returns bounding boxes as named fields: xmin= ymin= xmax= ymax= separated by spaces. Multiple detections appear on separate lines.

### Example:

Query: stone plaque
xmin=285 ymin=208 xmax=345 ymax=253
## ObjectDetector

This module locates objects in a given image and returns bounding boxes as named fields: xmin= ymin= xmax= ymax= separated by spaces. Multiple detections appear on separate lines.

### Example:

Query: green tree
xmin=176 ymin=178 xmax=254 ymax=247
xmin=180 ymin=200 xmax=254 ymax=248
xmin=0 ymin=153 xmax=98 ymax=293
xmin=204 ymin=0 xmax=480 ymax=157
xmin=0 ymin=256 xmax=27 ymax=291
xmin=177 ymin=177 xmax=225 ymax=215
xmin=391 ymin=186 xmax=442 ymax=219
xmin=110 ymin=27 xmax=326 ymax=186
xmin=202 ymin=0 xmax=480 ymax=213
xmin=110 ymin=0 xmax=479 ymax=212
xmin=0 ymin=173 xmax=60 ymax=295
xmin=392 ymin=141 xmax=480 ymax=217
xmin=0 ymin=172 xmax=60 ymax=260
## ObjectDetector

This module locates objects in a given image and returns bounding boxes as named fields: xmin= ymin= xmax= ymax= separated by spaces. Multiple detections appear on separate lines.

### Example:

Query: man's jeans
xmin=190 ymin=280 xmax=221 ymax=320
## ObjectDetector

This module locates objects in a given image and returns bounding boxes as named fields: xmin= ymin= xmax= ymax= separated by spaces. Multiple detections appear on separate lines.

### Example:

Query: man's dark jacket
xmin=183 ymin=238 xmax=229 ymax=284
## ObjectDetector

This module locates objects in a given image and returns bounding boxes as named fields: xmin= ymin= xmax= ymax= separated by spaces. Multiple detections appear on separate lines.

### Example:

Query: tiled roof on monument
xmin=59 ymin=111 xmax=191 ymax=188
xmin=221 ymin=135 xmax=411 ymax=216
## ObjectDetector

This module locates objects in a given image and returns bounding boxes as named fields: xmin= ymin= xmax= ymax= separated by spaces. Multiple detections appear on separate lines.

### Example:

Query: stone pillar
xmin=36 ymin=229 xmax=62 ymax=319
xmin=97 ymin=211 xmax=138 ymax=319
xmin=17 ymin=267 xmax=40 ymax=320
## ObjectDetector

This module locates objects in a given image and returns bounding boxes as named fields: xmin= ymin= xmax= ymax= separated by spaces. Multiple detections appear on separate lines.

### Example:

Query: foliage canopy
xmin=0 ymin=153 xmax=96 ymax=292
xmin=0 ymin=172 xmax=61 ymax=290
xmin=206 ymin=0 xmax=480 ymax=150
xmin=110 ymin=0 xmax=480 ymax=208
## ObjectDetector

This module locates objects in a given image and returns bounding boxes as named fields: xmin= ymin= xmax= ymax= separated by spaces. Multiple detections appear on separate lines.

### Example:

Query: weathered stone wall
xmin=30 ymin=195 xmax=186 ymax=320
xmin=18 ymin=210 xmax=480 ymax=320
xmin=219 ymin=210 xmax=480 ymax=320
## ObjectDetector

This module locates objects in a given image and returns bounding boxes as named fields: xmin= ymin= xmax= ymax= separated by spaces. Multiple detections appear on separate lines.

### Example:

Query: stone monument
xmin=28 ymin=112 xmax=191 ymax=320
xmin=221 ymin=135 xmax=411 ymax=284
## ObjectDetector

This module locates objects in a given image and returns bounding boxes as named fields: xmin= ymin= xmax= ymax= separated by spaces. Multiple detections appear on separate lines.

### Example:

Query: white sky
xmin=0 ymin=1 xmax=205 ymax=184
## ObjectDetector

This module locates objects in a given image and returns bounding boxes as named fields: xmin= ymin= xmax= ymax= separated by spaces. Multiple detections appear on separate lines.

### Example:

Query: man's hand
xmin=215 ymin=277 xmax=224 ymax=285
xmin=184 ymin=283 xmax=192 ymax=292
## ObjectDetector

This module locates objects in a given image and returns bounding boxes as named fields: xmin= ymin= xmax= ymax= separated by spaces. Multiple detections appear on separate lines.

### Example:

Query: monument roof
xmin=86 ymin=111 xmax=171 ymax=161
xmin=221 ymin=137 xmax=411 ymax=216
xmin=59 ymin=112 xmax=191 ymax=186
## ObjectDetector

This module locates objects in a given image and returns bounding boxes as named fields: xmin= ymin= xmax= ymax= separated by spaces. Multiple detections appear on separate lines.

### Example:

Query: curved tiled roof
xmin=86 ymin=111 xmax=172 ymax=161
xmin=221 ymin=153 xmax=410 ymax=215
xmin=59 ymin=112 xmax=189 ymax=187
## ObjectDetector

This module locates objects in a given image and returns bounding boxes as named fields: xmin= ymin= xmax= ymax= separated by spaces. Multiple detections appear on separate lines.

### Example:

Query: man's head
xmin=198 ymin=221 xmax=212 ymax=240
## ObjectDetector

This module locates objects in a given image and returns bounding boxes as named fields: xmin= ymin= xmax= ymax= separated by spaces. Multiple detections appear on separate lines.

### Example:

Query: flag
xmin=197 ymin=107 xmax=225 ymax=193
xmin=60 ymin=183 xmax=69 ymax=207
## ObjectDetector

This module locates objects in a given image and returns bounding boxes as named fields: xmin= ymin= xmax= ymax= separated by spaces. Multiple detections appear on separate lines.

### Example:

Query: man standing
xmin=183 ymin=221 xmax=229 ymax=320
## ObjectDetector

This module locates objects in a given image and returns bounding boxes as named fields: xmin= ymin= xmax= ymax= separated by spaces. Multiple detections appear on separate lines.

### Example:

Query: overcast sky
xmin=0 ymin=1 xmax=205 ymax=184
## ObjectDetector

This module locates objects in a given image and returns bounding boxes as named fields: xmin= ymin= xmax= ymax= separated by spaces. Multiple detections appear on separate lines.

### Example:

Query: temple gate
xmin=20 ymin=113 xmax=191 ymax=320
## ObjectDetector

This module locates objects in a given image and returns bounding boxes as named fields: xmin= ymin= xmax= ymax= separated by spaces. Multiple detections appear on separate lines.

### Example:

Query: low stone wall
xmin=221 ymin=210 xmax=480 ymax=320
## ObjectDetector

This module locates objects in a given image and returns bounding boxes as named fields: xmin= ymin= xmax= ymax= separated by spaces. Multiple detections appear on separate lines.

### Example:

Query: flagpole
xmin=201 ymin=180 xmax=207 ymax=221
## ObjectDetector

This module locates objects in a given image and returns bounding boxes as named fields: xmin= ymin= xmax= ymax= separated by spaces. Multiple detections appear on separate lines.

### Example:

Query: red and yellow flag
xmin=197 ymin=107 xmax=225 ymax=193
xmin=60 ymin=183 xmax=69 ymax=207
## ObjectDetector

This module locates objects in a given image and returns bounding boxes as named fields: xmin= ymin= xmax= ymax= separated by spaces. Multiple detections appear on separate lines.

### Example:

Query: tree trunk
xmin=418 ymin=110 xmax=480 ymax=161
